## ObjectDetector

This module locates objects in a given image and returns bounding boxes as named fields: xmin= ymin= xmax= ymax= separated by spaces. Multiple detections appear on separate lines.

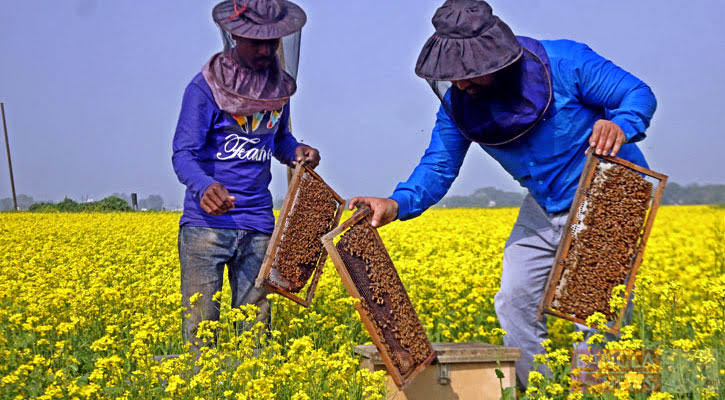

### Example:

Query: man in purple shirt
xmin=172 ymin=0 xmax=318 ymax=348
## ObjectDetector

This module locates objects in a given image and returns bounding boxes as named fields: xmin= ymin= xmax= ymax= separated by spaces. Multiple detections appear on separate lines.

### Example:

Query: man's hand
xmin=294 ymin=145 xmax=321 ymax=169
xmin=201 ymin=183 xmax=235 ymax=216
xmin=589 ymin=119 xmax=626 ymax=156
xmin=348 ymin=197 xmax=399 ymax=228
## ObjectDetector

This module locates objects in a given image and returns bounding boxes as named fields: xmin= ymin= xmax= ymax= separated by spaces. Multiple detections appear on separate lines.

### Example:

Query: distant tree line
xmin=436 ymin=183 xmax=725 ymax=208
xmin=2 ymin=183 xmax=724 ymax=211
xmin=0 ymin=194 xmax=34 ymax=211
xmin=110 ymin=193 xmax=165 ymax=211
xmin=437 ymin=186 xmax=526 ymax=208
xmin=28 ymin=197 xmax=132 ymax=212
xmin=661 ymin=183 xmax=725 ymax=205
xmin=0 ymin=193 xmax=165 ymax=211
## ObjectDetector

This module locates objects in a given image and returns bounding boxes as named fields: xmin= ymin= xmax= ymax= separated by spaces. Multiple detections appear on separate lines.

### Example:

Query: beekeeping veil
xmin=203 ymin=0 xmax=306 ymax=116
xmin=415 ymin=0 xmax=552 ymax=146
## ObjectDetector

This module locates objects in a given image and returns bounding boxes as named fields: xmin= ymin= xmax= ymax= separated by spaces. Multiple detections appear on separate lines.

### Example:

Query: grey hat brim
xmin=415 ymin=16 xmax=522 ymax=81
xmin=213 ymin=0 xmax=307 ymax=39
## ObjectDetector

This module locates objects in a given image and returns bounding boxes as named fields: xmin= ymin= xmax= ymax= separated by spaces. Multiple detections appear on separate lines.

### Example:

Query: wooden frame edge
xmin=399 ymin=349 xmax=438 ymax=389
xmin=598 ymin=154 xmax=668 ymax=181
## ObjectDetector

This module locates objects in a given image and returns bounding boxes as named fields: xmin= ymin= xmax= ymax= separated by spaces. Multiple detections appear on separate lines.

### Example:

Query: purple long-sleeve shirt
xmin=172 ymin=73 xmax=300 ymax=233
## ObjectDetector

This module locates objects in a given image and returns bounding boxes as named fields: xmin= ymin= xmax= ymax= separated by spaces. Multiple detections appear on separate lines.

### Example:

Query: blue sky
xmin=1 ymin=0 xmax=723 ymax=207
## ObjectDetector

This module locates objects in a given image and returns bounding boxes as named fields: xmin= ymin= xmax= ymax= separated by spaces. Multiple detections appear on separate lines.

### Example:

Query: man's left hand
xmin=294 ymin=145 xmax=320 ymax=169
xmin=589 ymin=119 xmax=626 ymax=157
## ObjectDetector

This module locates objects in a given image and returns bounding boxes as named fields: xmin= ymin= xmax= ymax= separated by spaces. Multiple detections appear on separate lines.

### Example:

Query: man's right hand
xmin=201 ymin=183 xmax=235 ymax=216
xmin=348 ymin=197 xmax=399 ymax=228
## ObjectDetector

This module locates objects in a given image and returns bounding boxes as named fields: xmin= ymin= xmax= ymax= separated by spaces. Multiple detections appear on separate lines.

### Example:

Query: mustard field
xmin=1 ymin=206 xmax=723 ymax=399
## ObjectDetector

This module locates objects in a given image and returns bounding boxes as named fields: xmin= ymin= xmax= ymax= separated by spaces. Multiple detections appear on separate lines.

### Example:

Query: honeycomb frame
xmin=255 ymin=163 xmax=345 ymax=307
xmin=322 ymin=207 xmax=436 ymax=389
xmin=538 ymin=151 xmax=668 ymax=334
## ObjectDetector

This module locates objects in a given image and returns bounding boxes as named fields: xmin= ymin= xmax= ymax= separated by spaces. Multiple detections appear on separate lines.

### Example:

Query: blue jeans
xmin=178 ymin=225 xmax=271 ymax=347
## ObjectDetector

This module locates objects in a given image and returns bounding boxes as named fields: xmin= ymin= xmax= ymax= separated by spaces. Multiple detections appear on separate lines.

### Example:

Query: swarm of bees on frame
xmin=337 ymin=220 xmax=433 ymax=375
xmin=273 ymin=173 xmax=339 ymax=292
xmin=553 ymin=162 xmax=653 ymax=320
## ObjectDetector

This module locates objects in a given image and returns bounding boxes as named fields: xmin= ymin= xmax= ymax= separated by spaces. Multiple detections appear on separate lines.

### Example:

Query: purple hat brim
xmin=213 ymin=0 xmax=307 ymax=39
xmin=415 ymin=16 xmax=523 ymax=81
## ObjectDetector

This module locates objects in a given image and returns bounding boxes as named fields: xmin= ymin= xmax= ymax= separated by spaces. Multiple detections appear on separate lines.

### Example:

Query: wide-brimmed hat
xmin=213 ymin=0 xmax=307 ymax=40
xmin=416 ymin=0 xmax=522 ymax=81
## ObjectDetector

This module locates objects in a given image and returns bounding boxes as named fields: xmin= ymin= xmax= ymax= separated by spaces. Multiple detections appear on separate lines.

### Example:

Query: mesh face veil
xmin=218 ymin=22 xmax=236 ymax=51
xmin=278 ymin=30 xmax=301 ymax=80
xmin=215 ymin=23 xmax=301 ymax=80
xmin=424 ymin=44 xmax=552 ymax=147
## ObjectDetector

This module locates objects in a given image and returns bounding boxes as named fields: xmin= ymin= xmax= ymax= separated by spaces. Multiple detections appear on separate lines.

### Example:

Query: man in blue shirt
xmin=172 ymin=0 xmax=319 ymax=349
xmin=350 ymin=0 xmax=656 ymax=388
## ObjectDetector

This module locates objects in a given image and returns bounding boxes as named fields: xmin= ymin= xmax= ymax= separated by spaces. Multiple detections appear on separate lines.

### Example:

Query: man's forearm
xmin=172 ymin=151 xmax=216 ymax=199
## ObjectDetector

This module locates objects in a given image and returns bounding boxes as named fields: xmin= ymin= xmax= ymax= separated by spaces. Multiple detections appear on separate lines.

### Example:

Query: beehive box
xmin=255 ymin=163 xmax=345 ymax=307
xmin=538 ymin=152 xmax=667 ymax=333
xmin=356 ymin=343 xmax=521 ymax=400
xmin=322 ymin=207 xmax=436 ymax=388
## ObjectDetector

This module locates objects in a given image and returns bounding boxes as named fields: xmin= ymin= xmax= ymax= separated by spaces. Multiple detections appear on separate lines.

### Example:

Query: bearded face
xmin=452 ymin=59 xmax=523 ymax=104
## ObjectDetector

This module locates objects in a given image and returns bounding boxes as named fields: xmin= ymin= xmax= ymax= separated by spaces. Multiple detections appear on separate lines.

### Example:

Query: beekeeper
xmin=350 ymin=0 xmax=656 ymax=388
xmin=172 ymin=0 xmax=319 ymax=349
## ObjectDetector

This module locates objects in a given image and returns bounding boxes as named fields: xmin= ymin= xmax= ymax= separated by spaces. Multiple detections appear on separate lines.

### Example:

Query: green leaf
xmin=500 ymin=386 xmax=515 ymax=400
xmin=495 ymin=368 xmax=505 ymax=379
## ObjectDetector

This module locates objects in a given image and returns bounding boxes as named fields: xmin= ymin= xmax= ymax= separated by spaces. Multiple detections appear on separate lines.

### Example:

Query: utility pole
xmin=1 ymin=103 xmax=18 ymax=211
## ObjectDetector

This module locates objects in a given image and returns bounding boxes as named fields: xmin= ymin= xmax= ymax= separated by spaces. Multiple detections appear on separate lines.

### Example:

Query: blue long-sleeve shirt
xmin=390 ymin=39 xmax=657 ymax=220
xmin=172 ymin=73 xmax=300 ymax=233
